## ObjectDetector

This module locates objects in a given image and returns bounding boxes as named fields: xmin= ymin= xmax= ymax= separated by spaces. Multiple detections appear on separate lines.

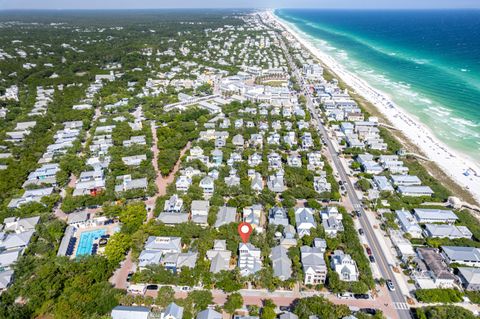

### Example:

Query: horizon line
xmin=2 ymin=7 xmax=480 ymax=11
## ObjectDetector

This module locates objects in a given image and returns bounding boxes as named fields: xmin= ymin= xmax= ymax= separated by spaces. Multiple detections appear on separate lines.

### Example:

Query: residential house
xmin=269 ymin=207 xmax=289 ymax=227
xmin=196 ymin=309 xmax=222 ymax=319
xmin=390 ymin=175 xmax=422 ymax=186
xmin=301 ymin=245 xmax=327 ymax=285
xmin=330 ymin=250 xmax=358 ymax=282
xmin=111 ymin=306 xmax=150 ymax=319
xmin=251 ymin=172 xmax=264 ymax=192
xmin=243 ymin=205 xmax=263 ymax=232
xmin=191 ymin=200 xmax=210 ymax=226
xmin=413 ymin=209 xmax=458 ymax=224
xmin=287 ymin=153 xmax=302 ymax=168
xmin=458 ymin=267 xmax=480 ymax=291
xmin=398 ymin=186 xmax=434 ymax=197
xmin=372 ymin=176 xmax=394 ymax=192
xmin=158 ymin=195 xmax=189 ymax=224
xmin=238 ymin=243 xmax=262 ymax=276
xmin=206 ymin=240 xmax=231 ymax=273
xmin=267 ymin=172 xmax=285 ymax=193
xmin=271 ymin=245 xmax=292 ymax=281
xmin=199 ymin=176 xmax=215 ymax=198
xmin=424 ymin=224 xmax=472 ymax=239
xmin=161 ymin=303 xmax=184 ymax=319
xmin=8 ymin=187 xmax=53 ymax=209
xmin=211 ymin=149 xmax=223 ymax=167
xmin=123 ymin=135 xmax=147 ymax=147
xmin=441 ymin=246 xmax=480 ymax=267
xmin=114 ymin=175 xmax=147 ymax=193
xmin=321 ymin=207 xmax=344 ymax=237
xmin=313 ymin=173 xmax=331 ymax=194
xmin=413 ymin=247 xmax=457 ymax=289
xmin=248 ymin=153 xmax=262 ymax=167
xmin=395 ymin=209 xmax=423 ymax=238
xmin=214 ymin=206 xmax=237 ymax=228
xmin=122 ymin=154 xmax=147 ymax=166
xmin=295 ymin=208 xmax=316 ymax=238
xmin=73 ymin=170 xmax=105 ymax=196
xmin=176 ymin=175 xmax=192 ymax=192
xmin=225 ymin=169 xmax=240 ymax=187
xmin=162 ymin=251 xmax=198 ymax=273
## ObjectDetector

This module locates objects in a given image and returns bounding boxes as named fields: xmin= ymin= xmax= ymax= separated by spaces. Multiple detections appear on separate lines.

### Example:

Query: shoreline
xmin=266 ymin=10 xmax=480 ymax=205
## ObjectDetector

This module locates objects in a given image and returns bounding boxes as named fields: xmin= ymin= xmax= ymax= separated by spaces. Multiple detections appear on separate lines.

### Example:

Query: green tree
xmin=224 ymin=293 xmax=243 ymax=314
xmin=104 ymin=233 xmax=131 ymax=266
xmin=156 ymin=286 xmax=175 ymax=307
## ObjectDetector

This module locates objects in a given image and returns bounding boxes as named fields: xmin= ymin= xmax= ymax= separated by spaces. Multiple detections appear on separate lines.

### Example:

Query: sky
xmin=1 ymin=0 xmax=480 ymax=10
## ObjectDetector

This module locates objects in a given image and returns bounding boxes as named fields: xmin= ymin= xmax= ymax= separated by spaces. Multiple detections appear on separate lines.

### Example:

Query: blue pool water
xmin=76 ymin=229 xmax=106 ymax=257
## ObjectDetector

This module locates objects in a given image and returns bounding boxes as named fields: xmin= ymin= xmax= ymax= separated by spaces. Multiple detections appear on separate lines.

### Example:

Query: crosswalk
xmin=393 ymin=302 xmax=410 ymax=310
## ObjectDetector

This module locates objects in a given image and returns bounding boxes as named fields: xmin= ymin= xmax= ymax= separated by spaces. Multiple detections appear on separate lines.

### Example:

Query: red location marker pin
xmin=238 ymin=222 xmax=253 ymax=243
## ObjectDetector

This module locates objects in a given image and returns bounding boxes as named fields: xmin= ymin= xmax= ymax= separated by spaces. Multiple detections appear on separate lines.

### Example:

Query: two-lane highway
xmin=273 ymin=27 xmax=412 ymax=319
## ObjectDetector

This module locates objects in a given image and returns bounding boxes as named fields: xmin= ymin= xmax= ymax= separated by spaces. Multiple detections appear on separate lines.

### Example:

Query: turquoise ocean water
xmin=275 ymin=9 xmax=480 ymax=163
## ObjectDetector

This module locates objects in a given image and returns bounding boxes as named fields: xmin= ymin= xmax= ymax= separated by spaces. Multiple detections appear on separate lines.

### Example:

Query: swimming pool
xmin=76 ymin=229 xmax=106 ymax=257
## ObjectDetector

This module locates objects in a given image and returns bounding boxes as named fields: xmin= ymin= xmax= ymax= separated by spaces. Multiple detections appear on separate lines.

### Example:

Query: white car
xmin=386 ymin=280 xmax=395 ymax=291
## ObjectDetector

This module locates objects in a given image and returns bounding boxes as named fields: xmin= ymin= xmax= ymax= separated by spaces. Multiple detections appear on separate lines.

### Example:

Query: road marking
xmin=393 ymin=302 xmax=410 ymax=310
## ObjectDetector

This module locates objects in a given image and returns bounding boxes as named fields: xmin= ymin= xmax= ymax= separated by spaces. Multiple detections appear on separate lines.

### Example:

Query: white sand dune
xmin=267 ymin=10 xmax=480 ymax=204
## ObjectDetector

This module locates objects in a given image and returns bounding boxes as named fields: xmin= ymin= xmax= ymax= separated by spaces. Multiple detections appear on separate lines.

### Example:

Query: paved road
xmin=271 ymin=26 xmax=412 ymax=319
xmin=145 ymin=285 xmax=400 ymax=318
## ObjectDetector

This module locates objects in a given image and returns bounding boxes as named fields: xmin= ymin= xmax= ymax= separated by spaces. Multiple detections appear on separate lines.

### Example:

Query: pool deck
xmin=71 ymin=223 xmax=119 ymax=258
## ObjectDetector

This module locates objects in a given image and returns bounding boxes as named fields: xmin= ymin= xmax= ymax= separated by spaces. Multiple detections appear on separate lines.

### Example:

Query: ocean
xmin=275 ymin=9 xmax=480 ymax=163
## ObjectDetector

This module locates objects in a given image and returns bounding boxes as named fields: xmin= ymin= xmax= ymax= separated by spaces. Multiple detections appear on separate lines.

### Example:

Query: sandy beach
xmin=265 ymin=10 xmax=480 ymax=204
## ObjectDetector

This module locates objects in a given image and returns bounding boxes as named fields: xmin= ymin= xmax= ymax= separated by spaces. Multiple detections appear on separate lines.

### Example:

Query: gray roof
xmin=372 ymin=175 xmax=393 ymax=192
xmin=414 ymin=208 xmax=458 ymax=222
xmin=57 ymin=226 xmax=75 ymax=257
xmin=214 ymin=206 xmax=236 ymax=228
xmin=271 ymin=245 xmax=292 ymax=280
xmin=301 ymin=246 xmax=326 ymax=272
xmin=144 ymin=236 xmax=181 ymax=253
xmin=209 ymin=250 xmax=231 ymax=273
xmin=295 ymin=208 xmax=316 ymax=228
xmin=0 ymin=248 xmax=22 ymax=268
xmin=269 ymin=207 xmax=289 ymax=226
xmin=279 ymin=313 xmax=299 ymax=319
xmin=458 ymin=267 xmax=480 ymax=285
xmin=442 ymin=246 xmax=480 ymax=263
xmin=398 ymin=186 xmax=434 ymax=195
xmin=191 ymin=200 xmax=209 ymax=212
xmin=158 ymin=213 xmax=189 ymax=225
xmin=196 ymin=309 xmax=222 ymax=319
xmin=424 ymin=224 xmax=472 ymax=239
xmin=0 ymin=270 xmax=14 ymax=290
xmin=67 ymin=211 xmax=90 ymax=224
xmin=3 ymin=216 xmax=39 ymax=232
xmin=0 ymin=230 xmax=34 ymax=250
xmin=111 ymin=306 xmax=150 ymax=319
xmin=164 ymin=302 xmax=184 ymax=319
xmin=138 ymin=250 xmax=163 ymax=268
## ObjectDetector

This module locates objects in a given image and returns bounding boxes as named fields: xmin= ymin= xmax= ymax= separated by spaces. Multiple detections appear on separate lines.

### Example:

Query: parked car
xmin=358 ymin=228 xmax=364 ymax=235
xmin=337 ymin=292 xmax=353 ymax=299
xmin=386 ymin=280 xmax=395 ymax=291
xmin=366 ymin=247 xmax=372 ymax=255
xmin=354 ymin=294 xmax=370 ymax=300
xmin=146 ymin=284 xmax=158 ymax=290
xmin=369 ymin=255 xmax=376 ymax=263
xmin=360 ymin=308 xmax=377 ymax=315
